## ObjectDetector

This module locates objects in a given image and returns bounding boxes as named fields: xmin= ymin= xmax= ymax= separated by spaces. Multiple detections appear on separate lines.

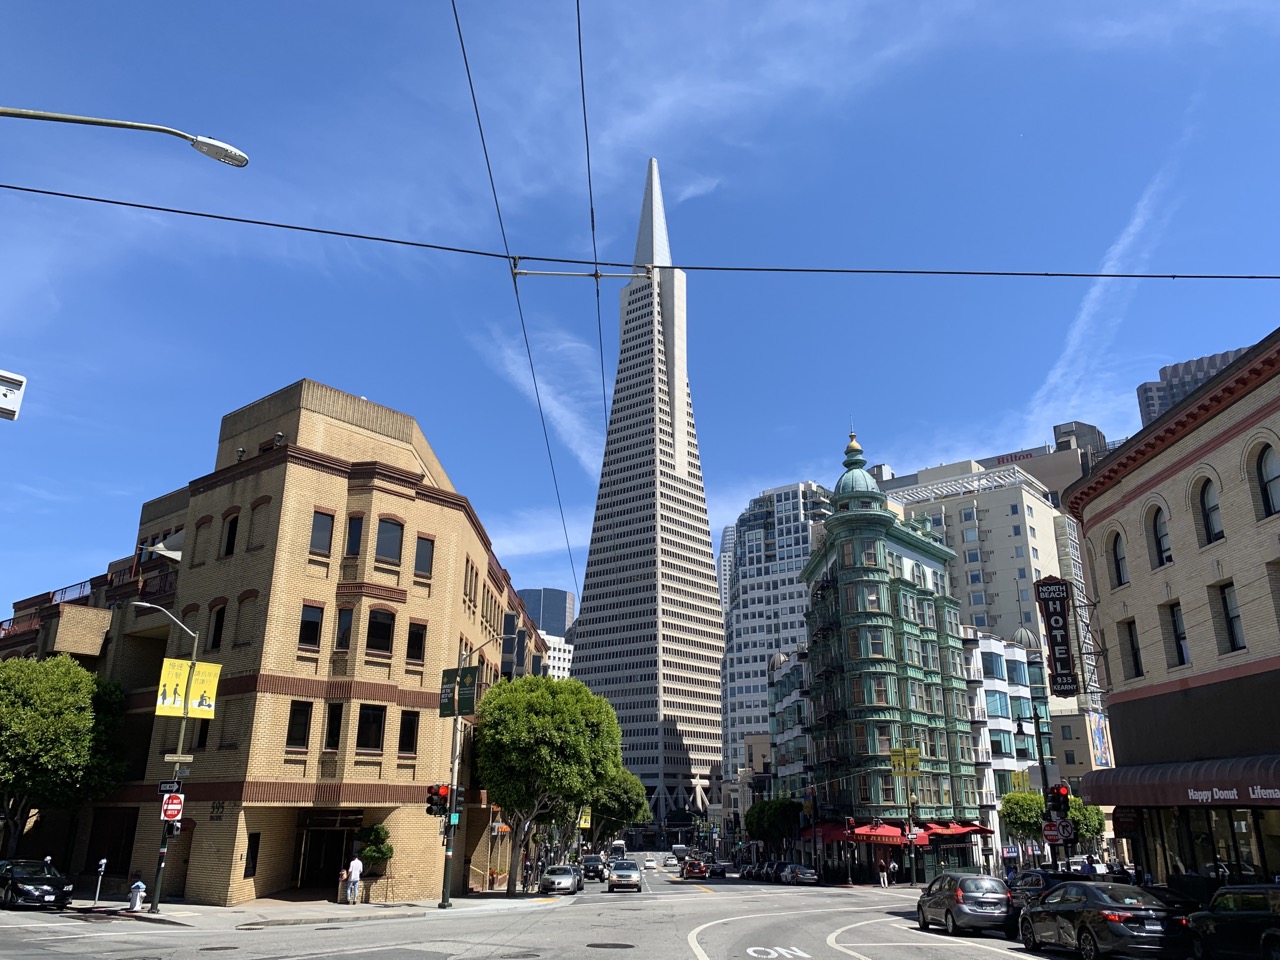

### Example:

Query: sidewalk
xmin=67 ymin=889 xmax=561 ymax=932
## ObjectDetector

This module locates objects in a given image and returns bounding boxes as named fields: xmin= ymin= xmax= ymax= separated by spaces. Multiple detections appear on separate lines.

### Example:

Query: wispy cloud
xmin=674 ymin=175 xmax=723 ymax=204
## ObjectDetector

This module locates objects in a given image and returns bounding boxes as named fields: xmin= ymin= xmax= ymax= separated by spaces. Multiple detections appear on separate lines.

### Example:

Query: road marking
xmin=827 ymin=915 xmax=903 ymax=959
xmin=687 ymin=903 xmax=888 ymax=960
xmin=693 ymin=885 xmax=715 ymax=894
xmin=898 ymin=926 xmax=1020 ymax=956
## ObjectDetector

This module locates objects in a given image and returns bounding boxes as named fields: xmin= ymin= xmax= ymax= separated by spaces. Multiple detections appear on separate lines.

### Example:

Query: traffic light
xmin=426 ymin=784 xmax=451 ymax=816
xmin=453 ymin=786 xmax=465 ymax=810
xmin=1048 ymin=783 xmax=1071 ymax=819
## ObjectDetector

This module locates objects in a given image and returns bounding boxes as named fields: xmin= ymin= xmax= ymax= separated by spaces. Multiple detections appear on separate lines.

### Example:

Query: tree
xmin=1067 ymin=795 xmax=1106 ymax=848
xmin=743 ymin=798 xmax=800 ymax=857
xmin=0 ymin=656 xmax=98 ymax=857
xmin=998 ymin=790 xmax=1046 ymax=844
xmin=355 ymin=823 xmax=394 ymax=871
xmin=475 ymin=675 xmax=623 ymax=896
xmin=588 ymin=768 xmax=651 ymax=851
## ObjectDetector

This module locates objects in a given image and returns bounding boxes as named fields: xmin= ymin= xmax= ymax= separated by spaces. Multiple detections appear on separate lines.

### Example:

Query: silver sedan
xmin=540 ymin=865 xmax=577 ymax=895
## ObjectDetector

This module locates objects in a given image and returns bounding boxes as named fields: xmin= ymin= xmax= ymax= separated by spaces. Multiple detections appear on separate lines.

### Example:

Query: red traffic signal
xmin=426 ymin=784 xmax=451 ymax=816
xmin=1048 ymin=783 xmax=1071 ymax=817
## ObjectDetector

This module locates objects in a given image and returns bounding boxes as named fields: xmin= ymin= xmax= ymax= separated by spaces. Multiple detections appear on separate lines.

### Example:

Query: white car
xmin=663 ymin=855 xmax=678 ymax=867
xmin=644 ymin=856 xmax=658 ymax=870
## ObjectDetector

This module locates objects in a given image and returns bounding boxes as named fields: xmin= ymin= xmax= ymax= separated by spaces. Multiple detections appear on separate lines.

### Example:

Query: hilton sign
xmin=1035 ymin=576 xmax=1080 ymax=697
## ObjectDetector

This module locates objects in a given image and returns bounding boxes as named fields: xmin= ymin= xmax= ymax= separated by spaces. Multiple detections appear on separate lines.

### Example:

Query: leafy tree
xmin=475 ymin=675 xmax=622 ymax=896
xmin=0 ymin=656 xmax=98 ymax=856
xmin=355 ymin=823 xmax=394 ymax=869
xmin=998 ymin=790 xmax=1046 ymax=843
xmin=587 ymin=768 xmax=651 ymax=851
xmin=1067 ymin=795 xmax=1106 ymax=845
xmin=744 ymin=798 xmax=800 ymax=856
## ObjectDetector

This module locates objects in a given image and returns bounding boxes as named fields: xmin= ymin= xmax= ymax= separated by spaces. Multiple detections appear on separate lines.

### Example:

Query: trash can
xmin=128 ymin=881 xmax=147 ymax=911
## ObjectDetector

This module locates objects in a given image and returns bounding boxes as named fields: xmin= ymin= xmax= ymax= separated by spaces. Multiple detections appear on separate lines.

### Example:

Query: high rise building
xmin=570 ymin=160 xmax=723 ymax=820
xmin=716 ymin=525 xmax=736 ymax=616
xmin=1136 ymin=347 xmax=1249 ymax=426
xmin=541 ymin=633 xmax=574 ymax=680
xmin=517 ymin=587 xmax=576 ymax=638
xmin=719 ymin=482 xmax=831 ymax=777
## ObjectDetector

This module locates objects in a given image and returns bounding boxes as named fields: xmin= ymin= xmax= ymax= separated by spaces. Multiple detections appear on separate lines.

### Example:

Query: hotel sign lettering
xmin=1034 ymin=576 xmax=1080 ymax=697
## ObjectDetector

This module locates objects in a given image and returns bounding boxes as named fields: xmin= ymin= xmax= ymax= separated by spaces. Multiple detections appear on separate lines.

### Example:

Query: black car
xmin=0 ymin=860 xmax=75 ymax=909
xmin=917 ymin=873 xmax=1010 ymax=935
xmin=1188 ymin=884 xmax=1280 ymax=960
xmin=709 ymin=861 xmax=728 ymax=878
xmin=582 ymin=855 xmax=606 ymax=881
xmin=1006 ymin=870 xmax=1074 ymax=934
xmin=1020 ymin=881 xmax=1190 ymax=960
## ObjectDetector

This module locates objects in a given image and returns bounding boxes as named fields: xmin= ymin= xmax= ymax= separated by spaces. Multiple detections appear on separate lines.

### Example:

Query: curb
xmin=237 ymin=909 xmax=429 ymax=929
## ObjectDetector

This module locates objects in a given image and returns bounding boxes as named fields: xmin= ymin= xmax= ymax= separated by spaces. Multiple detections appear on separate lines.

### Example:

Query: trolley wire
xmin=575 ymin=0 xmax=610 ymax=429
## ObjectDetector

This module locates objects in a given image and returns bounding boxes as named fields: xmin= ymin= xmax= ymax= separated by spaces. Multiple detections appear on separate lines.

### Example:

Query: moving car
xmin=1188 ymin=884 xmax=1280 ymax=960
xmin=644 ymin=856 xmax=658 ymax=870
xmin=682 ymin=859 xmax=708 ymax=880
xmin=917 ymin=873 xmax=1010 ymax=935
xmin=1019 ymin=881 xmax=1190 ymax=960
xmin=608 ymin=859 xmax=643 ymax=893
xmin=780 ymin=863 xmax=818 ymax=885
xmin=582 ymin=855 xmax=606 ymax=881
xmin=539 ymin=865 xmax=577 ymax=895
xmin=1006 ymin=870 xmax=1074 ymax=934
xmin=0 ymin=861 xmax=74 ymax=909
xmin=709 ymin=861 xmax=729 ymax=878
xmin=663 ymin=855 xmax=678 ymax=867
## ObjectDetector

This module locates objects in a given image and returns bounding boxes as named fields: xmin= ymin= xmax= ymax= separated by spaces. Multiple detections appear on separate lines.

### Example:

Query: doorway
xmin=293 ymin=809 xmax=363 ymax=892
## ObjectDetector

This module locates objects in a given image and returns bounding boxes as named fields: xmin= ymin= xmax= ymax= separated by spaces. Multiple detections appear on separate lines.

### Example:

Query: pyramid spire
xmin=633 ymin=157 xmax=672 ymax=269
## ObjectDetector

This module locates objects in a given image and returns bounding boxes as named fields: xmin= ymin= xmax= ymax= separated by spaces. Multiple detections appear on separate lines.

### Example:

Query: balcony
xmin=968 ymin=704 xmax=988 ymax=723
xmin=0 ymin=611 xmax=40 ymax=642
xmin=978 ymin=789 xmax=998 ymax=807
xmin=974 ymin=746 xmax=992 ymax=765
xmin=964 ymin=665 xmax=985 ymax=685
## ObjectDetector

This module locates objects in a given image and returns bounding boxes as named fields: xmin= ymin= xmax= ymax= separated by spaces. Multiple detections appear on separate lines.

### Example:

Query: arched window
xmin=1111 ymin=535 xmax=1129 ymax=587
xmin=1200 ymin=480 xmax=1224 ymax=543
xmin=1259 ymin=445 xmax=1280 ymax=518
xmin=1152 ymin=508 xmax=1172 ymax=567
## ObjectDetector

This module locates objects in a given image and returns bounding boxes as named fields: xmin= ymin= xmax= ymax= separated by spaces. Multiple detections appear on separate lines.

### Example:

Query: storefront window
xmin=1259 ymin=809 xmax=1280 ymax=884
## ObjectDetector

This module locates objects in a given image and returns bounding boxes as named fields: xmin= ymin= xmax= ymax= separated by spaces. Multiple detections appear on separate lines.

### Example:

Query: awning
xmin=920 ymin=821 xmax=966 ymax=836
xmin=851 ymin=823 xmax=907 ymax=845
xmin=1081 ymin=754 xmax=1280 ymax=807
xmin=958 ymin=821 xmax=994 ymax=836
xmin=800 ymin=822 xmax=852 ymax=844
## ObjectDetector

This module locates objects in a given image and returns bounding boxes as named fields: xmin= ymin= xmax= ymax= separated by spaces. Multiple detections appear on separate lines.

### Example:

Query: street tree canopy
xmin=0 ymin=655 xmax=115 ymax=857
xmin=999 ymin=790 xmax=1046 ymax=842
xmin=475 ymin=675 xmax=623 ymax=896
xmin=588 ymin=767 xmax=651 ymax=850
xmin=1067 ymin=795 xmax=1106 ymax=842
xmin=743 ymin=798 xmax=800 ymax=856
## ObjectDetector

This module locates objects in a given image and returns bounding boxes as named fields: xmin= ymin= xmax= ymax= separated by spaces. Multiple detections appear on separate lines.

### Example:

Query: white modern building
xmin=570 ymin=160 xmax=724 ymax=819
xmin=542 ymin=634 xmax=573 ymax=680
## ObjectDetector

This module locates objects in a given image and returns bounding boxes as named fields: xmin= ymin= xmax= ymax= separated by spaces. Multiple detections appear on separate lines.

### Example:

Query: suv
xmin=1189 ymin=884 xmax=1280 ymax=960
xmin=582 ymin=855 xmax=605 ymax=881
xmin=682 ymin=859 xmax=708 ymax=880
xmin=917 ymin=873 xmax=1010 ymax=935
xmin=608 ymin=859 xmax=643 ymax=893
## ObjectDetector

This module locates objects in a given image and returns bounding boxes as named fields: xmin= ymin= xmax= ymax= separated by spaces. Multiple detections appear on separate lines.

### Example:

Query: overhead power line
xmin=3 ymin=182 xmax=1278 ymax=283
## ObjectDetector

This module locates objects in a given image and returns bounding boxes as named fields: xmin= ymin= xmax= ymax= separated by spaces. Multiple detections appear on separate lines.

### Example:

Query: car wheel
xmin=918 ymin=907 xmax=930 ymax=930
xmin=2 ymin=887 xmax=15 ymax=910
xmin=1191 ymin=934 xmax=1211 ymax=960
xmin=608 ymin=886 xmax=615 ymax=893
xmin=1020 ymin=917 xmax=1039 ymax=952
xmin=945 ymin=911 xmax=960 ymax=936
xmin=1078 ymin=930 xmax=1099 ymax=960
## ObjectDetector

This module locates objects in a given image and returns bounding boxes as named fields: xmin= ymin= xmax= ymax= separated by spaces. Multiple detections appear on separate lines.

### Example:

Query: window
xmin=1260 ymin=445 xmax=1280 ymax=518
xmin=1201 ymin=481 xmax=1224 ymax=544
xmin=375 ymin=519 xmax=403 ymax=564
xmin=865 ymin=628 xmax=889 ymax=658
xmin=1029 ymin=526 xmax=1037 ymax=538
xmin=286 ymin=701 xmax=312 ymax=749
xmin=298 ymin=605 xmax=323 ymax=648
xmin=407 ymin=622 xmax=426 ymax=663
xmin=1026 ymin=505 xmax=1034 ymax=517
xmin=1152 ymin=507 xmax=1173 ymax=566
xmin=984 ymin=690 xmax=1010 ymax=718
xmin=1031 ymin=547 xmax=1040 ymax=560
xmin=1111 ymin=534 xmax=1129 ymax=587
xmin=1166 ymin=603 xmax=1190 ymax=667
xmin=1064 ymin=750 xmax=1076 ymax=765
xmin=962 ymin=528 xmax=979 ymax=543
xmin=981 ymin=652 xmax=1005 ymax=680
xmin=968 ymin=571 xmax=983 ymax=584
xmin=966 ymin=549 xmax=980 ymax=564
xmin=414 ymin=537 xmax=435 ymax=578
xmin=209 ymin=605 xmax=227 ymax=650
xmin=355 ymin=704 xmax=386 ymax=751
xmin=1220 ymin=583 xmax=1245 ymax=652
xmin=244 ymin=832 xmax=260 ymax=879
xmin=1123 ymin=619 xmax=1144 ymax=678
xmin=195 ymin=718 xmax=210 ymax=749
xmin=324 ymin=702 xmax=343 ymax=751
xmin=222 ymin=514 xmax=239 ymax=557
xmin=969 ymin=591 xmax=986 ymax=605
xmin=1014 ymin=545 xmax=1025 ymax=558
xmin=1061 ymin=725 xmax=1072 ymax=741
xmin=865 ymin=584 xmax=881 ymax=612
xmin=366 ymin=609 xmax=395 ymax=654
xmin=398 ymin=710 xmax=420 ymax=755
xmin=345 ymin=515 xmax=364 ymax=556
xmin=1012 ymin=524 xmax=1022 ymax=537
xmin=1010 ymin=503 xmax=1019 ymax=515
xmin=335 ymin=608 xmax=353 ymax=651
xmin=1017 ymin=567 xmax=1027 ymax=579
xmin=1006 ymin=660 xmax=1028 ymax=686
xmin=310 ymin=511 xmax=334 ymax=555
xmin=961 ymin=508 xmax=975 ymax=522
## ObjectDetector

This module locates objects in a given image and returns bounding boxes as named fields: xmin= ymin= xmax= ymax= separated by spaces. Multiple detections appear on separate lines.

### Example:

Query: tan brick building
xmin=1066 ymin=328 xmax=1280 ymax=890
xmin=1 ymin=381 xmax=543 ymax=905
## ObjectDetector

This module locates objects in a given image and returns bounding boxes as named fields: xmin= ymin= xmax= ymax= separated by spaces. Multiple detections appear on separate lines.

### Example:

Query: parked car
xmin=540 ymin=865 xmax=577 ymax=895
xmin=682 ymin=859 xmax=708 ymax=880
xmin=709 ymin=861 xmax=729 ymax=878
xmin=781 ymin=863 xmax=818 ymax=885
xmin=568 ymin=863 xmax=584 ymax=891
xmin=1006 ymin=870 xmax=1074 ymax=934
xmin=917 ymin=873 xmax=1010 ymax=935
xmin=1019 ymin=881 xmax=1190 ymax=960
xmin=644 ymin=856 xmax=658 ymax=870
xmin=0 ymin=861 xmax=74 ymax=909
xmin=608 ymin=859 xmax=643 ymax=893
xmin=760 ymin=861 xmax=785 ymax=883
xmin=1188 ymin=884 xmax=1280 ymax=960
xmin=582 ymin=855 xmax=606 ymax=881
xmin=663 ymin=855 xmax=678 ymax=867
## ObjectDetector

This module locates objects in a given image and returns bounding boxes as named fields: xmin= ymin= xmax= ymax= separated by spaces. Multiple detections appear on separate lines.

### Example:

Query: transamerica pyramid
xmin=570 ymin=159 xmax=724 ymax=821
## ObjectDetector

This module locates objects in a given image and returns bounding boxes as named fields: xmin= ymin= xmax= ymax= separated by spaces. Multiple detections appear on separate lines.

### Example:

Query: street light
xmin=907 ymin=792 xmax=919 ymax=886
xmin=130 ymin=601 xmax=198 ymax=914
xmin=0 ymin=106 xmax=248 ymax=167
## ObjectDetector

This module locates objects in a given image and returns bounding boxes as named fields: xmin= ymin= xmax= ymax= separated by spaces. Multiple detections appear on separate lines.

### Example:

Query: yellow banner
xmin=187 ymin=662 xmax=222 ymax=719
xmin=889 ymin=747 xmax=906 ymax=776
xmin=155 ymin=659 xmax=191 ymax=717
xmin=904 ymin=747 xmax=921 ymax=775
xmin=579 ymin=807 xmax=592 ymax=829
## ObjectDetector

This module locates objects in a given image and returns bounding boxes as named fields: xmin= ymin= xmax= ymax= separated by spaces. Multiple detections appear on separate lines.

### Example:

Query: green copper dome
xmin=833 ymin=431 xmax=882 ymax=497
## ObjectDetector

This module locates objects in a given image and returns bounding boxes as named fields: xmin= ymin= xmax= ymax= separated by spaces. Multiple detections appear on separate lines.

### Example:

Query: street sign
xmin=1055 ymin=819 xmax=1076 ymax=841
xmin=158 ymin=780 xmax=183 ymax=794
xmin=161 ymin=793 xmax=185 ymax=822
xmin=163 ymin=754 xmax=194 ymax=764
xmin=1041 ymin=821 xmax=1061 ymax=844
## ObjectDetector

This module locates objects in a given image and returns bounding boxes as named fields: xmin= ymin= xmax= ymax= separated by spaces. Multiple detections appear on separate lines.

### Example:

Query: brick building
xmin=1 ymin=381 xmax=543 ymax=905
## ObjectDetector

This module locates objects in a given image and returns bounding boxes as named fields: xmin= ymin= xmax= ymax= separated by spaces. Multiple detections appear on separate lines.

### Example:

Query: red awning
xmin=800 ymin=822 xmax=852 ymax=844
xmin=920 ymin=821 xmax=966 ymax=837
xmin=851 ymin=823 xmax=906 ymax=845
xmin=959 ymin=822 xmax=994 ymax=836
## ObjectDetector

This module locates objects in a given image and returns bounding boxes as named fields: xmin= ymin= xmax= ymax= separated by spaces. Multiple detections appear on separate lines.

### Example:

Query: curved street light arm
xmin=130 ymin=600 xmax=197 ymax=640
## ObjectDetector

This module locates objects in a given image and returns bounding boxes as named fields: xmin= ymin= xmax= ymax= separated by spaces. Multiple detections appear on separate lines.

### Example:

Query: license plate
xmin=1144 ymin=920 xmax=1162 ymax=931
xmin=43 ymin=895 xmax=55 ymax=901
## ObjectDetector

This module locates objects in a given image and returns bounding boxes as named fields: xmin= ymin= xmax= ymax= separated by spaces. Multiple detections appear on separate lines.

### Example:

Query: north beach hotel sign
xmin=1035 ymin=575 xmax=1080 ymax=697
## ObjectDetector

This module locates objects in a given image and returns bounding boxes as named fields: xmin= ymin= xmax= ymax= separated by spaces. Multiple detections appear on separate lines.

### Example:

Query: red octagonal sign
xmin=161 ymin=793 xmax=184 ymax=821
xmin=1041 ymin=821 xmax=1060 ymax=844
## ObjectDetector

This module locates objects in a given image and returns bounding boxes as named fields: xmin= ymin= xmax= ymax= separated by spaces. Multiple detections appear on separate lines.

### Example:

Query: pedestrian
xmin=345 ymin=852 xmax=364 ymax=904
xmin=877 ymin=858 xmax=888 ymax=888
xmin=888 ymin=859 xmax=899 ymax=885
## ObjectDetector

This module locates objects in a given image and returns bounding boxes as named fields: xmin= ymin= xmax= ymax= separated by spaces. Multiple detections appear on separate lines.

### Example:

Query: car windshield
xmin=545 ymin=866 xmax=572 ymax=876
xmin=960 ymin=877 xmax=1007 ymax=893
xmin=12 ymin=864 xmax=61 ymax=879
xmin=583 ymin=856 xmax=601 ymax=863
xmin=1094 ymin=884 xmax=1164 ymax=907
xmin=614 ymin=861 xmax=637 ymax=870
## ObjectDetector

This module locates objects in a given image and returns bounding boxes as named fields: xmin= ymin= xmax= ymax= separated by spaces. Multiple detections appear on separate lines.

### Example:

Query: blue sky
xmin=3 ymin=2 xmax=1279 ymax=610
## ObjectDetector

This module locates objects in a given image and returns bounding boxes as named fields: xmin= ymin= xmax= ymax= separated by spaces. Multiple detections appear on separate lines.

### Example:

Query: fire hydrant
xmin=128 ymin=880 xmax=147 ymax=911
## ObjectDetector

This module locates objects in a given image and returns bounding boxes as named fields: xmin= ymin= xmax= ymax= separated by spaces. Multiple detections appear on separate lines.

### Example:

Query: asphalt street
xmin=0 ymin=862 xmax=1032 ymax=960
